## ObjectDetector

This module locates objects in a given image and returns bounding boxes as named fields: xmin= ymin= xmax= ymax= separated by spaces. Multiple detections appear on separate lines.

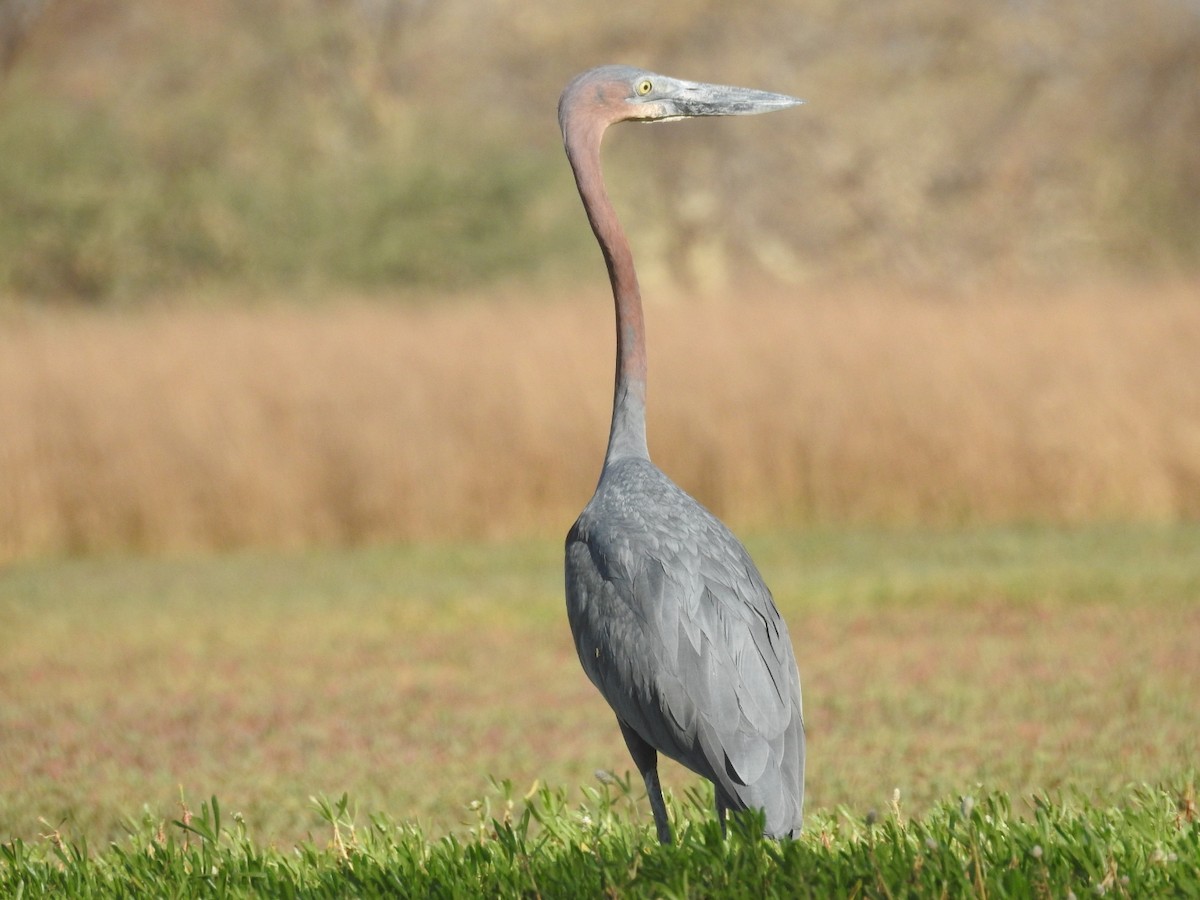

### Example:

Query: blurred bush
xmin=1 ymin=0 xmax=1197 ymax=303
xmin=0 ymin=0 xmax=588 ymax=301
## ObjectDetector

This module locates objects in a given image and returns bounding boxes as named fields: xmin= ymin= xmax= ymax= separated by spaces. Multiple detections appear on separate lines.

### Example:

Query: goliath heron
xmin=560 ymin=65 xmax=806 ymax=842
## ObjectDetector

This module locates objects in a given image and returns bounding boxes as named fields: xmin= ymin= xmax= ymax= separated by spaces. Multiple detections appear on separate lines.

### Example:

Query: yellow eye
xmin=636 ymin=79 xmax=653 ymax=96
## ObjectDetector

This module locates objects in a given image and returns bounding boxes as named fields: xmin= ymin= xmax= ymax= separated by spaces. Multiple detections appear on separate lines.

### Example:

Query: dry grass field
xmin=1 ymin=282 xmax=1198 ymax=561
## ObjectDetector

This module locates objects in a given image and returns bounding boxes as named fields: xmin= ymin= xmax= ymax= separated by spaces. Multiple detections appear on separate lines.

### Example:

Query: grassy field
xmin=2 ymin=524 xmax=1197 ymax=853
xmin=3 ymin=283 xmax=1199 ymax=562
xmin=3 ymin=784 xmax=1198 ymax=897
xmin=4 ymin=2 xmax=1198 ymax=891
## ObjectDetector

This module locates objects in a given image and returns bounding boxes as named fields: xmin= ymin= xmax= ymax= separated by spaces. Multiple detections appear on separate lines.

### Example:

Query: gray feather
xmin=565 ymin=456 xmax=805 ymax=837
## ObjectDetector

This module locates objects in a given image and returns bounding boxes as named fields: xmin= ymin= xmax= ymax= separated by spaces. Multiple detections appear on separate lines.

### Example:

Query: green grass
xmin=1 ymin=523 xmax=1198 ymax=893
xmin=2 ymin=780 xmax=1198 ymax=897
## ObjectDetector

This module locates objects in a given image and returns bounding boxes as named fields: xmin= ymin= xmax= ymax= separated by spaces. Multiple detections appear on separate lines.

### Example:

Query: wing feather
xmin=566 ymin=458 xmax=804 ymax=832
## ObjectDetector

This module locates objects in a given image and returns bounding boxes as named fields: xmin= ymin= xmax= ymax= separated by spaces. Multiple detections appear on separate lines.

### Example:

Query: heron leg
xmin=618 ymin=719 xmax=671 ymax=844
xmin=715 ymin=785 xmax=730 ymax=838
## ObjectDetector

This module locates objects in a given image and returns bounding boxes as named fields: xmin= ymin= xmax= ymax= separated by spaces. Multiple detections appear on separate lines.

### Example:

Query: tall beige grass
xmin=2 ymin=282 xmax=1198 ymax=561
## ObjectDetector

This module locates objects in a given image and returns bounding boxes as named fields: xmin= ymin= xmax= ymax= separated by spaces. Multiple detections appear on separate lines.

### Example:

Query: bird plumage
xmin=559 ymin=64 xmax=804 ymax=842
xmin=566 ymin=457 xmax=804 ymax=837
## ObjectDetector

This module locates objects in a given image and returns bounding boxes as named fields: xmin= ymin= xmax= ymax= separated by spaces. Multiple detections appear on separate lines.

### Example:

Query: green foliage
xmin=2 ymin=780 xmax=1197 ymax=898
xmin=0 ymin=85 xmax=582 ymax=302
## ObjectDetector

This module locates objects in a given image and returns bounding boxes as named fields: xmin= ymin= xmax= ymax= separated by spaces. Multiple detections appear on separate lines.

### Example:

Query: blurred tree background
xmin=1 ymin=0 xmax=1198 ymax=305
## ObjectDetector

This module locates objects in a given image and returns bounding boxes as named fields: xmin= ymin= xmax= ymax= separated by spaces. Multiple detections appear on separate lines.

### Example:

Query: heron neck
xmin=565 ymin=122 xmax=650 ymax=464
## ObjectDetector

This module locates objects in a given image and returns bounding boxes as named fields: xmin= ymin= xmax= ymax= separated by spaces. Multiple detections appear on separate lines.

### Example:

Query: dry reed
xmin=2 ymin=282 xmax=1198 ymax=561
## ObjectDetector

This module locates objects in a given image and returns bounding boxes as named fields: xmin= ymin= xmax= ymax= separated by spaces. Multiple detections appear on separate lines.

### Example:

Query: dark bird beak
xmin=663 ymin=79 xmax=804 ymax=119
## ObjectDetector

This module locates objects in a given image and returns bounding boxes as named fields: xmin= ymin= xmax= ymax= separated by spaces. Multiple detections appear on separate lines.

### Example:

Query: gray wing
xmin=565 ymin=460 xmax=804 ymax=834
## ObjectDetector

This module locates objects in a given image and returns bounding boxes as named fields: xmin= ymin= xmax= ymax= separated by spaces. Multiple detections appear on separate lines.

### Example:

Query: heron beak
xmin=665 ymin=80 xmax=804 ymax=118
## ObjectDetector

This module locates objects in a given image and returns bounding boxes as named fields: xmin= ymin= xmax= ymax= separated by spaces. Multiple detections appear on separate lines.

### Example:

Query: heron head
xmin=559 ymin=65 xmax=803 ymax=136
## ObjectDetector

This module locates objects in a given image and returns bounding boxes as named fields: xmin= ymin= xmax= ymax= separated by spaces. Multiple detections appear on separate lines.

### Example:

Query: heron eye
xmin=636 ymin=79 xmax=653 ymax=96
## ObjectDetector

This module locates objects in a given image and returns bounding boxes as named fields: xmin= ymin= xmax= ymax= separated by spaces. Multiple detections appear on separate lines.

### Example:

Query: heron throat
xmin=563 ymin=115 xmax=651 ymax=466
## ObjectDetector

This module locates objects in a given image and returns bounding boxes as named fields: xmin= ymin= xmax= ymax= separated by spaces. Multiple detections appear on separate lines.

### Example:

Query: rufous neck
xmin=563 ymin=115 xmax=649 ymax=463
